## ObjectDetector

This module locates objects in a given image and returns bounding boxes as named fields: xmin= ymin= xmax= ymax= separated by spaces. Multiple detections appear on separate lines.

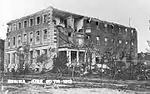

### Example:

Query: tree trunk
xmin=72 ymin=66 xmax=75 ymax=78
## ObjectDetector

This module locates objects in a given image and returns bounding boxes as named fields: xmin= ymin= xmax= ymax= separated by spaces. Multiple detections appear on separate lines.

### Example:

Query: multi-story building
xmin=0 ymin=39 xmax=4 ymax=72
xmin=4 ymin=6 xmax=137 ymax=72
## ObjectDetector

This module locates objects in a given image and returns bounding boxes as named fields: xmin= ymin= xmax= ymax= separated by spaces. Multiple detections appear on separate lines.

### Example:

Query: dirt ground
xmin=1 ymin=74 xmax=150 ymax=94
xmin=3 ymin=87 xmax=136 ymax=94
xmin=1 ymin=81 xmax=150 ymax=94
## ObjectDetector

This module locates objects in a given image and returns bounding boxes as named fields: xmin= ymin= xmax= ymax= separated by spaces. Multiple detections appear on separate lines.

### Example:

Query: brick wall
xmin=83 ymin=18 xmax=137 ymax=62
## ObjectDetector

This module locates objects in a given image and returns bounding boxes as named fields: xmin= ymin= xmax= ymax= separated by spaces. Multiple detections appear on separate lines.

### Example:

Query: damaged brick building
xmin=4 ymin=6 xmax=137 ymax=72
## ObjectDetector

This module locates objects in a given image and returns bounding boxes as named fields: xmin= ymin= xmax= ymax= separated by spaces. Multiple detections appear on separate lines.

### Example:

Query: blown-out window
xmin=111 ymin=39 xmax=114 ymax=43
xmin=131 ymin=30 xmax=134 ymax=35
xmin=96 ymin=36 xmax=100 ymax=44
xmin=43 ymin=14 xmax=47 ymax=23
xmin=85 ymin=28 xmax=91 ymax=33
xmin=13 ymin=37 xmax=15 ymax=45
xmin=29 ymin=18 xmax=33 ymax=26
xmin=96 ymin=21 xmax=99 ymax=25
xmin=104 ymin=37 xmax=108 ymax=45
xmin=24 ymin=21 xmax=27 ymax=28
xmin=36 ymin=31 xmax=40 ymax=42
xmin=96 ymin=36 xmax=100 ymax=41
xmin=24 ymin=33 xmax=27 ymax=42
xmin=104 ymin=38 xmax=108 ymax=42
xmin=36 ymin=16 xmax=40 ymax=25
xmin=119 ymin=40 xmax=122 ymax=44
xmin=125 ymin=28 xmax=128 ymax=34
xmin=43 ymin=29 xmax=48 ymax=40
xmin=30 ymin=32 xmax=33 ymax=43
xmin=8 ymin=38 xmax=10 ymax=47
xmin=18 ymin=22 xmax=22 ymax=29
xmin=18 ymin=35 xmax=21 ymax=45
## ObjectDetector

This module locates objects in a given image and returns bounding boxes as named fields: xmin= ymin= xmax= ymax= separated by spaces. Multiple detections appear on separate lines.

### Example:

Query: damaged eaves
xmin=52 ymin=7 xmax=84 ymax=19
xmin=7 ymin=6 xmax=136 ymax=32
xmin=84 ymin=16 xmax=136 ymax=32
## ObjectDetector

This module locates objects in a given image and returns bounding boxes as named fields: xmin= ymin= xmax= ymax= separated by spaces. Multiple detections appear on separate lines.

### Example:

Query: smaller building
xmin=137 ymin=52 xmax=150 ymax=67
xmin=0 ymin=39 xmax=4 ymax=72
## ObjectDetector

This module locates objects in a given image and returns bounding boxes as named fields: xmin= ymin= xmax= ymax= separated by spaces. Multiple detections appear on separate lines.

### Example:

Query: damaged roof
xmin=7 ymin=6 xmax=84 ymax=25
xmin=7 ymin=6 xmax=136 ymax=29
xmin=52 ymin=7 xmax=84 ymax=19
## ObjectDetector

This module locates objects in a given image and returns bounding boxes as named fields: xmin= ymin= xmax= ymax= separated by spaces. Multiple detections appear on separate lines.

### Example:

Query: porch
xmin=58 ymin=48 xmax=86 ymax=65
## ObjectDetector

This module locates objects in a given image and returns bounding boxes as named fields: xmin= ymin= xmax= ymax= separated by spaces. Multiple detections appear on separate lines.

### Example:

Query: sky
xmin=0 ymin=0 xmax=150 ymax=52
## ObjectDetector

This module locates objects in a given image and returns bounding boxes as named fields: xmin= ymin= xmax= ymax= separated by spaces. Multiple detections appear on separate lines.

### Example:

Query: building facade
xmin=4 ymin=6 xmax=138 ymax=72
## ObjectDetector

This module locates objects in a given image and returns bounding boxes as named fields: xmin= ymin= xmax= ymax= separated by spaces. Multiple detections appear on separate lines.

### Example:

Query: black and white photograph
xmin=0 ymin=0 xmax=150 ymax=93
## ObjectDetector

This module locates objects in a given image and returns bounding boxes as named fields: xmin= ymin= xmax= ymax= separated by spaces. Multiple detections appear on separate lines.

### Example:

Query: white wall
xmin=54 ymin=17 xmax=60 ymax=25
xmin=76 ymin=18 xmax=84 ymax=31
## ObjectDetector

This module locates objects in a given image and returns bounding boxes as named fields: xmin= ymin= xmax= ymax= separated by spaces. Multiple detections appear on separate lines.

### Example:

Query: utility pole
xmin=149 ymin=20 xmax=150 ymax=31
xmin=129 ymin=28 xmax=132 ymax=80
xmin=129 ymin=17 xmax=131 ymax=27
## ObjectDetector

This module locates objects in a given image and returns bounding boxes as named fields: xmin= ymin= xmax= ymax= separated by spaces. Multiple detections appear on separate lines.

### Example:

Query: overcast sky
xmin=0 ymin=0 xmax=150 ymax=52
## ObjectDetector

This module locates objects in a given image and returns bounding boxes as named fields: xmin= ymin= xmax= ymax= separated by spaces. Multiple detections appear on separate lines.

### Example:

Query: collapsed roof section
xmin=52 ymin=7 xmax=84 ymax=19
